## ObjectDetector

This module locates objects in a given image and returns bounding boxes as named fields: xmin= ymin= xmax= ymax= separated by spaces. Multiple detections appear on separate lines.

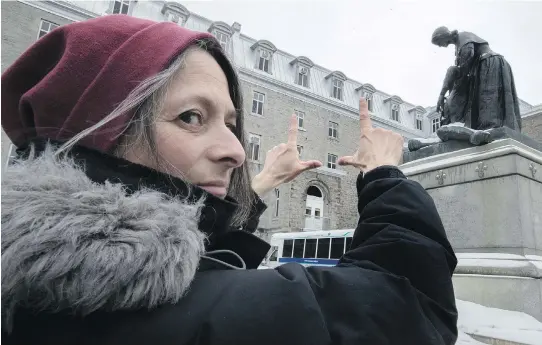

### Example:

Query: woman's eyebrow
xmin=189 ymin=94 xmax=237 ymax=121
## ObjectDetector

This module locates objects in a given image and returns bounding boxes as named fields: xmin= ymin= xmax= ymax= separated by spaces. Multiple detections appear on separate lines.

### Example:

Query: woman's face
xmin=125 ymin=49 xmax=245 ymax=198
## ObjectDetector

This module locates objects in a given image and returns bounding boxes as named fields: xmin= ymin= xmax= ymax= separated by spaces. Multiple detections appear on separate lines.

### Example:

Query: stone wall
xmin=522 ymin=112 xmax=542 ymax=144
xmin=1 ymin=1 xmax=74 ymax=73
xmin=240 ymin=80 xmax=360 ymax=232
xmin=1 ymin=1 xmax=74 ymax=164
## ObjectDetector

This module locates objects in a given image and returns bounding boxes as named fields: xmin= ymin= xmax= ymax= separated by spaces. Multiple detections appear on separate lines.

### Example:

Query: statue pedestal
xmin=400 ymin=138 xmax=542 ymax=320
xmin=404 ymin=127 xmax=542 ymax=164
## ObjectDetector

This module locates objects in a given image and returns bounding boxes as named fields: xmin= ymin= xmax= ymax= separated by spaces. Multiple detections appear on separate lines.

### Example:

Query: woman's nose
xmin=209 ymin=126 xmax=246 ymax=168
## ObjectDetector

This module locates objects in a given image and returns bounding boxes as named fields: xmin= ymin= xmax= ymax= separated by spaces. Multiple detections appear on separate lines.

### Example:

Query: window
xmin=274 ymin=188 xmax=280 ymax=217
xmin=316 ymin=238 xmax=331 ymax=258
xmin=293 ymin=239 xmax=305 ymax=258
xmin=257 ymin=49 xmax=271 ymax=73
xmin=391 ymin=104 xmax=400 ymax=122
xmin=314 ymin=208 xmax=321 ymax=218
xmin=328 ymin=121 xmax=338 ymax=139
xmin=332 ymin=78 xmax=343 ymax=100
xmin=432 ymin=118 xmax=441 ymax=133
xmin=214 ymin=31 xmax=229 ymax=51
xmin=305 ymin=207 xmax=312 ymax=217
xmin=416 ymin=116 xmax=423 ymax=130
xmin=327 ymin=154 xmax=338 ymax=169
xmin=296 ymin=66 xmax=309 ymax=87
xmin=283 ymin=239 xmax=293 ymax=258
xmin=304 ymin=239 xmax=317 ymax=258
xmin=297 ymin=145 xmax=303 ymax=158
xmin=252 ymin=91 xmax=265 ymax=115
xmin=248 ymin=133 xmax=261 ymax=161
xmin=37 ymin=20 xmax=59 ymax=39
xmin=364 ymin=92 xmax=374 ymax=112
xmin=345 ymin=237 xmax=353 ymax=252
xmin=269 ymin=248 xmax=278 ymax=262
xmin=112 ymin=0 xmax=131 ymax=14
xmin=330 ymin=238 xmax=345 ymax=259
xmin=295 ymin=110 xmax=305 ymax=129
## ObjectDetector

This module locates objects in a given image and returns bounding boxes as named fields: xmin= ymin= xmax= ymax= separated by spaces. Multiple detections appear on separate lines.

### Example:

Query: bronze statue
xmin=408 ymin=27 xmax=522 ymax=152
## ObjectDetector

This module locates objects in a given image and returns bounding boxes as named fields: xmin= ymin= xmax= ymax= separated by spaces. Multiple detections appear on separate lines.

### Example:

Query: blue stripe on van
xmin=278 ymin=257 xmax=339 ymax=266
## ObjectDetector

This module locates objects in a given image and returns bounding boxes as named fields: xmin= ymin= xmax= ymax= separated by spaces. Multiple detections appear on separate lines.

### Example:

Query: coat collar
xmin=2 ymin=140 xmax=269 ymax=330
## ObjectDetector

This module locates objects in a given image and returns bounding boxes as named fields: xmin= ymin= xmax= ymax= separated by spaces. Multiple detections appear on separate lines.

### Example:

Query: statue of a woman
xmin=407 ymin=27 xmax=523 ymax=152
xmin=432 ymin=26 xmax=522 ymax=131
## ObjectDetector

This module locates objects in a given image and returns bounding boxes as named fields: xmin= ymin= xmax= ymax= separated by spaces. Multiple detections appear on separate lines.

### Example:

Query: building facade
xmin=521 ymin=104 xmax=542 ymax=144
xmin=1 ymin=1 xmax=538 ymax=239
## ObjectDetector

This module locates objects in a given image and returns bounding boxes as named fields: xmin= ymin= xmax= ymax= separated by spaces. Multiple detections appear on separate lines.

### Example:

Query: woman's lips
xmin=198 ymin=185 xmax=227 ymax=198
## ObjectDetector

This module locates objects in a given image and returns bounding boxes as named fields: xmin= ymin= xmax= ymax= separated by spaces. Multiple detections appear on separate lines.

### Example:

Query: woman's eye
xmin=178 ymin=111 xmax=203 ymax=126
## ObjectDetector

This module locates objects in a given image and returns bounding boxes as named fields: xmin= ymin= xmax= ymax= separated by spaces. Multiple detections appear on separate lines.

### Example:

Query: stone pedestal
xmin=400 ymin=138 xmax=542 ymax=320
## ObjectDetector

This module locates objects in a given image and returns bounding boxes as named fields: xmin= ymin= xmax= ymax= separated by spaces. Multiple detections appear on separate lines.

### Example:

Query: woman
xmin=432 ymin=26 xmax=522 ymax=132
xmin=2 ymin=15 xmax=458 ymax=345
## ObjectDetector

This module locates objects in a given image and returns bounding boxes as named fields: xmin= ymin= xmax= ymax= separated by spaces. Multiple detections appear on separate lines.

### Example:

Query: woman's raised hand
xmin=338 ymin=98 xmax=403 ymax=173
xmin=251 ymin=114 xmax=322 ymax=196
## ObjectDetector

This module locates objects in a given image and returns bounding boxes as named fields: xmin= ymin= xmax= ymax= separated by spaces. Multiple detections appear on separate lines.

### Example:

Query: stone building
xmin=1 ymin=1 xmax=538 ymax=240
xmin=521 ymin=104 xmax=542 ymax=144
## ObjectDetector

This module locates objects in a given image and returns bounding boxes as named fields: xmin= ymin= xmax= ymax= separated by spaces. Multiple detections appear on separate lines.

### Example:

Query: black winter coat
xmin=1 ymin=143 xmax=458 ymax=345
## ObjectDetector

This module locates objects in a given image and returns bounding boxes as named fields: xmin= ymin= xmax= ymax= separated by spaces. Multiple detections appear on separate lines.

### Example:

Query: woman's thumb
xmin=337 ymin=156 xmax=354 ymax=166
xmin=300 ymin=160 xmax=322 ymax=171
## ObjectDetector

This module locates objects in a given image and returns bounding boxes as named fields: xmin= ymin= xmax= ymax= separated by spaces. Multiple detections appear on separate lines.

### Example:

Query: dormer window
xmin=215 ymin=32 xmax=229 ymax=50
xmin=208 ymin=21 xmax=233 ymax=53
xmin=112 ymin=0 xmax=131 ymax=14
xmin=364 ymin=92 xmax=374 ymax=112
xmin=298 ymin=66 xmax=309 ymax=87
xmin=384 ymin=95 xmax=403 ymax=123
xmin=416 ymin=115 xmax=423 ymax=130
xmin=325 ymin=71 xmax=347 ymax=101
xmin=356 ymin=83 xmax=376 ymax=112
xmin=391 ymin=104 xmax=400 ymax=122
xmin=332 ymin=79 xmax=343 ymax=100
xmin=258 ymin=50 xmax=271 ymax=72
xmin=251 ymin=40 xmax=277 ymax=74
xmin=409 ymin=106 xmax=426 ymax=131
xmin=161 ymin=2 xmax=190 ymax=26
xmin=290 ymin=56 xmax=314 ymax=88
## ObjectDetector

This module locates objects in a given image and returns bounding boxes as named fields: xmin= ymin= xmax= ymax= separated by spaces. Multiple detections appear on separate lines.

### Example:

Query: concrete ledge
xmin=403 ymin=127 xmax=542 ymax=163
xmin=454 ymin=275 xmax=542 ymax=321
xmin=401 ymin=138 xmax=542 ymax=181
xmin=456 ymin=253 xmax=542 ymax=278
xmin=468 ymin=333 xmax=531 ymax=345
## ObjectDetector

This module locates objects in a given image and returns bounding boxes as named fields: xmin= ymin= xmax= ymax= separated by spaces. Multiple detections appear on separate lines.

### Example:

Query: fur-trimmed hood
xmin=1 ymin=145 xmax=207 ymax=328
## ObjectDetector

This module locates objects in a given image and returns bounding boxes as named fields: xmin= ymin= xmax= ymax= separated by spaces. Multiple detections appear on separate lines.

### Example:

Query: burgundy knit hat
xmin=1 ymin=15 xmax=214 ymax=152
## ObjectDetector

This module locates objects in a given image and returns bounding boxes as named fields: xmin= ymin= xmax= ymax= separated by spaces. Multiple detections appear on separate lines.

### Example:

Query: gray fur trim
xmin=1 ymin=144 xmax=206 ymax=328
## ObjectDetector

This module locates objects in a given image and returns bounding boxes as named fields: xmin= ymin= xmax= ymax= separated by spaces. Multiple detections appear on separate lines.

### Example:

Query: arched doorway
xmin=305 ymin=185 xmax=324 ymax=230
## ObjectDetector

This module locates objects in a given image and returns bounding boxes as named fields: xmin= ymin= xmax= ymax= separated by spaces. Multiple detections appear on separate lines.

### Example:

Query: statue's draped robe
xmin=442 ymin=68 xmax=469 ymax=125
xmin=453 ymin=32 xmax=522 ymax=131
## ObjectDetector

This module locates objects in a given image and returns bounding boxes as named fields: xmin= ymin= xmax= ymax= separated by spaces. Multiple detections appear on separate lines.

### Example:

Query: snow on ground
xmin=456 ymin=331 xmax=487 ymax=345
xmin=457 ymin=299 xmax=542 ymax=345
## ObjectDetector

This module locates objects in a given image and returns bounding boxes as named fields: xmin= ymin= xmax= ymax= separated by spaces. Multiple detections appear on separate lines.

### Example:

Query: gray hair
xmin=57 ymin=39 xmax=255 ymax=228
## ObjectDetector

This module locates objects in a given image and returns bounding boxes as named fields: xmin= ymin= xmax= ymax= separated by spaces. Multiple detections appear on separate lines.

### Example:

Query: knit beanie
xmin=1 ymin=15 xmax=214 ymax=152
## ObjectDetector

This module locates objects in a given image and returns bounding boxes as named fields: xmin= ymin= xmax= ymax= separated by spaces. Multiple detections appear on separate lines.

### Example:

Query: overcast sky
xmin=183 ymin=0 xmax=542 ymax=107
